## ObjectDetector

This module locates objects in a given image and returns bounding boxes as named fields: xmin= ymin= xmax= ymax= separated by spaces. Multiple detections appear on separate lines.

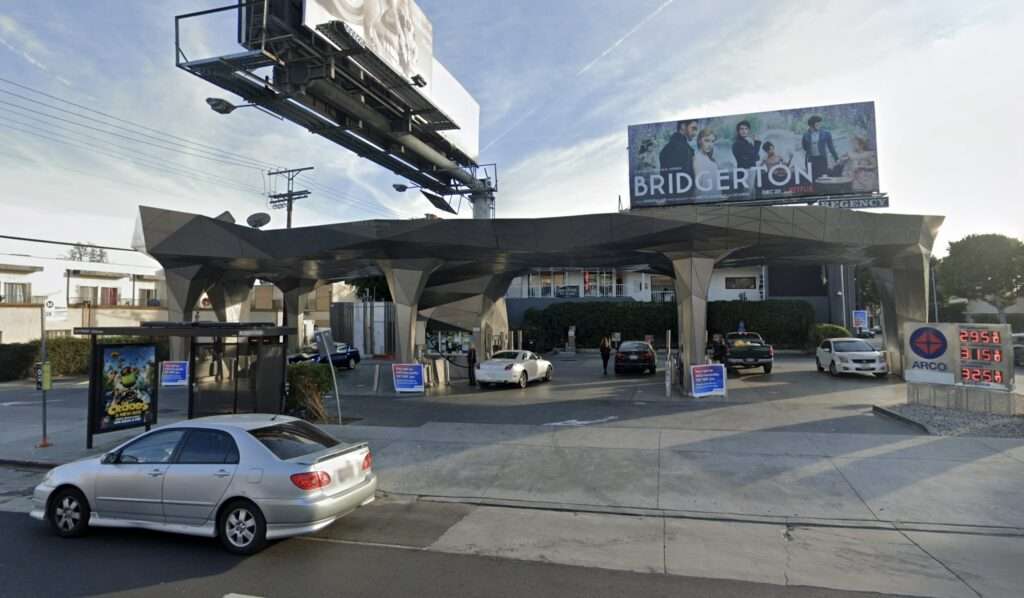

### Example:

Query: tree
xmin=855 ymin=265 xmax=880 ymax=311
xmin=347 ymin=276 xmax=392 ymax=302
xmin=937 ymin=234 xmax=1024 ymax=323
xmin=66 ymin=242 xmax=109 ymax=263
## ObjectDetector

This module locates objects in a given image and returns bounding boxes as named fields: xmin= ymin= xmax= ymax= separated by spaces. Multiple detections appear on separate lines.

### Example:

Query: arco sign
xmin=903 ymin=323 xmax=957 ymax=385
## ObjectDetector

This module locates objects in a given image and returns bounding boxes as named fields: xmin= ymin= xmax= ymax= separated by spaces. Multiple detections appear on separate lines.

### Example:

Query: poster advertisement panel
xmin=160 ymin=361 xmax=189 ymax=387
xmin=628 ymin=101 xmax=878 ymax=208
xmin=851 ymin=310 xmax=869 ymax=330
xmin=93 ymin=345 xmax=158 ymax=434
xmin=392 ymin=363 xmax=425 ymax=393
xmin=691 ymin=363 xmax=727 ymax=398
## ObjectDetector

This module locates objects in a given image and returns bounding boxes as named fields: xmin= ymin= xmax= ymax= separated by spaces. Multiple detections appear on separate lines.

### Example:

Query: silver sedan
xmin=31 ymin=414 xmax=377 ymax=554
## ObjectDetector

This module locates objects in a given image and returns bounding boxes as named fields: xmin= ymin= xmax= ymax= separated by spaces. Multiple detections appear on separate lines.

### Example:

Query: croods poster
xmin=95 ymin=345 xmax=158 ymax=433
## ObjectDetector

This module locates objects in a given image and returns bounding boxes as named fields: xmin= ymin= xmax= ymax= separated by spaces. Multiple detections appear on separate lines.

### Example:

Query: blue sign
xmin=691 ymin=363 xmax=726 ymax=398
xmin=851 ymin=310 xmax=868 ymax=330
xmin=160 ymin=361 xmax=189 ymax=387
xmin=909 ymin=327 xmax=947 ymax=360
xmin=392 ymin=363 xmax=425 ymax=393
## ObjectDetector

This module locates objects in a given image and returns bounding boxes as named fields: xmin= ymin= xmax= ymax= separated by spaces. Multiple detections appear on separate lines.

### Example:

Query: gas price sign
xmin=904 ymin=322 xmax=1014 ymax=391
xmin=957 ymin=324 xmax=1013 ymax=390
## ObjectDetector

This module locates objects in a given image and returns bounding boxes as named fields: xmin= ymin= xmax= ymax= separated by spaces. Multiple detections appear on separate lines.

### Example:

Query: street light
xmin=206 ymin=97 xmax=283 ymax=120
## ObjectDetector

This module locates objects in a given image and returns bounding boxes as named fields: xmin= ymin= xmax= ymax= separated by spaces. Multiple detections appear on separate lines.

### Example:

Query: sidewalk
xmin=324 ymin=421 xmax=1024 ymax=532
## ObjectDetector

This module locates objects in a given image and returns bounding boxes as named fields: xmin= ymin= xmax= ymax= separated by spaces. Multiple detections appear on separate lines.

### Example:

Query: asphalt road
xmin=0 ymin=508 xmax=910 ymax=598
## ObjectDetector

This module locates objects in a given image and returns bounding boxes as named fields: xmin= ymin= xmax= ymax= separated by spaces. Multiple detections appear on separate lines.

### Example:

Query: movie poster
xmin=94 ymin=345 xmax=158 ymax=433
xmin=628 ymin=102 xmax=879 ymax=208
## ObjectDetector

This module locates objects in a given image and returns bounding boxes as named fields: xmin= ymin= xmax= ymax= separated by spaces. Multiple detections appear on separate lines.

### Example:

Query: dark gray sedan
xmin=31 ymin=415 xmax=377 ymax=554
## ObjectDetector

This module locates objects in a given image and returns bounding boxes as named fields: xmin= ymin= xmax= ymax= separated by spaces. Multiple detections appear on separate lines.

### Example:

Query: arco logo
xmin=909 ymin=327 xmax=947 ymax=360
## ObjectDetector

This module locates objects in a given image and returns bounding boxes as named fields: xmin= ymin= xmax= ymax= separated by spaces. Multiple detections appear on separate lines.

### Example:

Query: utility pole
xmin=267 ymin=167 xmax=314 ymax=228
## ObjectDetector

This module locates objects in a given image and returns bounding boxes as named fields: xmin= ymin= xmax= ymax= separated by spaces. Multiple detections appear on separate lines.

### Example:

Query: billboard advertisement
xmin=628 ymin=101 xmax=878 ymax=208
xmin=93 ymin=345 xmax=158 ymax=434
xmin=304 ymin=0 xmax=433 ymax=84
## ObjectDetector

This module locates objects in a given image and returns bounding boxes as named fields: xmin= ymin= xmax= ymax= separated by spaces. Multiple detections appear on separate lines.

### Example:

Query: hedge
xmin=811 ymin=324 xmax=851 ymax=349
xmin=0 ymin=336 xmax=171 ymax=381
xmin=0 ymin=342 xmax=39 ymax=382
xmin=522 ymin=300 xmax=816 ymax=351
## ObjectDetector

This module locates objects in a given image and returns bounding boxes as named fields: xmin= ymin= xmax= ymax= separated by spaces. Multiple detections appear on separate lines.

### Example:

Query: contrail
xmin=481 ymin=0 xmax=676 ymax=154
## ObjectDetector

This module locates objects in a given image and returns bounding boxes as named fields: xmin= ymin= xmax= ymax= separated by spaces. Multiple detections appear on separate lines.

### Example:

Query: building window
xmin=2 ymin=282 xmax=31 ymax=304
xmin=138 ymin=288 xmax=158 ymax=306
xmin=76 ymin=285 xmax=98 ymax=305
xmin=725 ymin=276 xmax=758 ymax=290
xmin=100 ymin=287 xmax=120 ymax=306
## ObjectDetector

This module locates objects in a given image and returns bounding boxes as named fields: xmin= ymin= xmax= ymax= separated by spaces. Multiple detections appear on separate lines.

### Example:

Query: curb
xmin=0 ymin=459 xmax=59 ymax=470
xmin=872 ymin=405 xmax=932 ymax=435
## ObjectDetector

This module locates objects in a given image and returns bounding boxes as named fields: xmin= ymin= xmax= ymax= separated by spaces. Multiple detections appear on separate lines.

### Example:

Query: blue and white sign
xmin=903 ymin=323 xmax=957 ymax=385
xmin=160 ymin=361 xmax=189 ymax=387
xmin=851 ymin=310 xmax=869 ymax=330
xmin=392 ymin=363 xmax=425 ymax=393
xmin=690 ymin=363 xmax=727 ymax=398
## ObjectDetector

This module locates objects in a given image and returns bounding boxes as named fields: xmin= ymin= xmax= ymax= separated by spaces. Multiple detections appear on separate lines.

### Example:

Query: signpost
xmin=392 ymin=363 xmax=425 ymax=393
xmin=315 ymin=329 xmax=342 ymax=423
xmin=691 ymin=363 xmax=727 ymax=398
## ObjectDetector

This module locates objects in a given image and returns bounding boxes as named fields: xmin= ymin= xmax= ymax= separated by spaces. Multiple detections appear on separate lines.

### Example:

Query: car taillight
xmin=290 ymin=471 xmax=331 ymax=491
xmin=504 ymin=364 xmax=514 ymax=370
xmin=362 ymin=451 xmax=373 ymax=471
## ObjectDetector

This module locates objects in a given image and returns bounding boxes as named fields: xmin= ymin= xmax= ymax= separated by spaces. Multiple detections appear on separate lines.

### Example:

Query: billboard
xmin=628 ymin=101 xmax=879 ymax=208
xmin=93 ymin=344 xmax=158 ymax=434
xmin=304 ymin=0 xmax=433 ymax=84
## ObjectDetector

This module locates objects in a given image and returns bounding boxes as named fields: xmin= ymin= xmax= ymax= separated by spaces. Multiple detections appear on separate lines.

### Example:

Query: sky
xmin=0 ymin=0 xmax=1022 ymax=267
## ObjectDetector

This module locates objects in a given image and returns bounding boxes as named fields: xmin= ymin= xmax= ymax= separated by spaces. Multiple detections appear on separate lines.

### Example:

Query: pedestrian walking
xmin=599 ymin=336 xmax=612 ymax=375
xmin=467 ymin=346 xmax=477 ymax=385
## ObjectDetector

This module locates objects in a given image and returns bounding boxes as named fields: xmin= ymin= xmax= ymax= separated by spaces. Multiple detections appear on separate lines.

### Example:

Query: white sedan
xmin=816 ymin=337 xmax=888 ymax=378
xmin=476 ymin=350 xmax=553 ymax=388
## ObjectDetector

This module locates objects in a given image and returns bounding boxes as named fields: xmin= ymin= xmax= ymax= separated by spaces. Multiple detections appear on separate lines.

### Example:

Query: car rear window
xmin=833 ymin=340 xmax=874 ymax=352
xmin=491 ymin=351 xmax=520 ymax=360
xmin=618 ymin=342 xmax=648 ymax=351
xmin=249 ymin=421 xmax=339 ymax=460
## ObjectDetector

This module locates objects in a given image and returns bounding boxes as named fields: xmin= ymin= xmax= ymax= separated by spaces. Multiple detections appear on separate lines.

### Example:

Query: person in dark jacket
xmin=599 ymin=336 xmax=612 ymax=375
xmin=467 ymin=346 xmax=477 ymax=385
xmin=658 ymin=120 xmax=697 ymax=197
xmin=801 ymin=115 xmax=839 ymax=180
xmin=731 ymin=120 xmax=762 ymax=169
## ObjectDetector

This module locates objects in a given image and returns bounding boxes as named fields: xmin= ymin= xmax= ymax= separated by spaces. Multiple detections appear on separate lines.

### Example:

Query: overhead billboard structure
xmin=304 ymin=0 xmax=434 ymax=85
xmin=303 ymin=0 xmax=479 ymax=160
xmin=628 ymin=101 xmax=879 ymax=209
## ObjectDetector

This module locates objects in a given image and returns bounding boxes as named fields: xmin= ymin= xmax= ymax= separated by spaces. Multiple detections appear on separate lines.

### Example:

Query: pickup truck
xmin=723 ymin=332 xmax=774 ymax=374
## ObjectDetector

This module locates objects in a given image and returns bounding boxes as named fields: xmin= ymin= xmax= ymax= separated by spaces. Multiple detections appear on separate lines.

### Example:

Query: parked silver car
xmin=31 ymin=414 xmax=377 ymax=554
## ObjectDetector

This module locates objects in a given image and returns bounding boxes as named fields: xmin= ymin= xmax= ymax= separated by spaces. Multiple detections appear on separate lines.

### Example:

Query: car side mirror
xmin=101 ymin=452 xmax=118 ymax=464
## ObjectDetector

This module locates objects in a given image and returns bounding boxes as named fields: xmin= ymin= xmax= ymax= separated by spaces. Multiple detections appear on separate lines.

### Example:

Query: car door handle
xmin=214 ymin=470 xmax=232 ymax=478
xmin=147 ymin=470 xmax=164 ymax=477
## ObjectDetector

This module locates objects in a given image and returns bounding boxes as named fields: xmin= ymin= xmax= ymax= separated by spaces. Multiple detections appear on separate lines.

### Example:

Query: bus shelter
xmin=74 ymin=321 xmax=294 ymax=448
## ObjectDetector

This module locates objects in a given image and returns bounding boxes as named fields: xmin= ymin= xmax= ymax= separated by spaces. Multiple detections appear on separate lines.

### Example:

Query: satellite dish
xmin=246 ymin=212 xmax=271 ymax=229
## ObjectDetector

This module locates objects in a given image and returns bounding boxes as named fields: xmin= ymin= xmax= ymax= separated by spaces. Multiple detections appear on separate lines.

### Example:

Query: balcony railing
xmin=69 ymin=297 xmax=163 ymax=307
xmin=651 ymin=290 xmax=676 ymax=303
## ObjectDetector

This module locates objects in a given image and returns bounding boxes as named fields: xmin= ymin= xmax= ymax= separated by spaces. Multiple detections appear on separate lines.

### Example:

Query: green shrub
xmin=0 ymin=342 xmax=39 ymax=382
xmin=810 ymin=324 xmax=851 ymax=349
xmin=46 ymin=337 xmax=91 ymax=376
xmin=521 ymin=299 xmax=817 ymax=351
xmin=286 ymin=363 xmax=334 ymax=422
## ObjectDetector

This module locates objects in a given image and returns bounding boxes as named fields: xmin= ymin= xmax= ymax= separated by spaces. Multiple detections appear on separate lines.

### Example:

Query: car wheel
xmin=816 ymin=358 xmax=824 ymax=372
xmin=219 ymin=500 xmax=268 ymax=555
xmin=763 ymin=364 xmax=773 ymax=374
xmin=518 ymin=372 xmax=528 ymax=389
xmin=828 ymin=361 xmax=838 ymax=377
xmin=544 ymin=367 xmax=552 ymax=382
xmin=49 ymin=487 xmax=89 ymax=538
xmin=348 ymin=359 xmax=358 ymax=370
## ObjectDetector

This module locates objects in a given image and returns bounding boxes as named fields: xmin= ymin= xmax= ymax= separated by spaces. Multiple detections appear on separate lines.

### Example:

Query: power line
xmin=0 ymin=77 xmax=281 ymax=170
xmin=0 ymin=77 xmax=405 ymax=219
xmin=0 ymin=121 xmax=262 ymax=197
xmin=0 ymin=235 xmax=137 ymax=252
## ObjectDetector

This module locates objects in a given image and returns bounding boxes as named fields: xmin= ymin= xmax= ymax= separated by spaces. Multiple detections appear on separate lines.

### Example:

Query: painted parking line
xmin=543 ymin=416 xmax=619 ymax=427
